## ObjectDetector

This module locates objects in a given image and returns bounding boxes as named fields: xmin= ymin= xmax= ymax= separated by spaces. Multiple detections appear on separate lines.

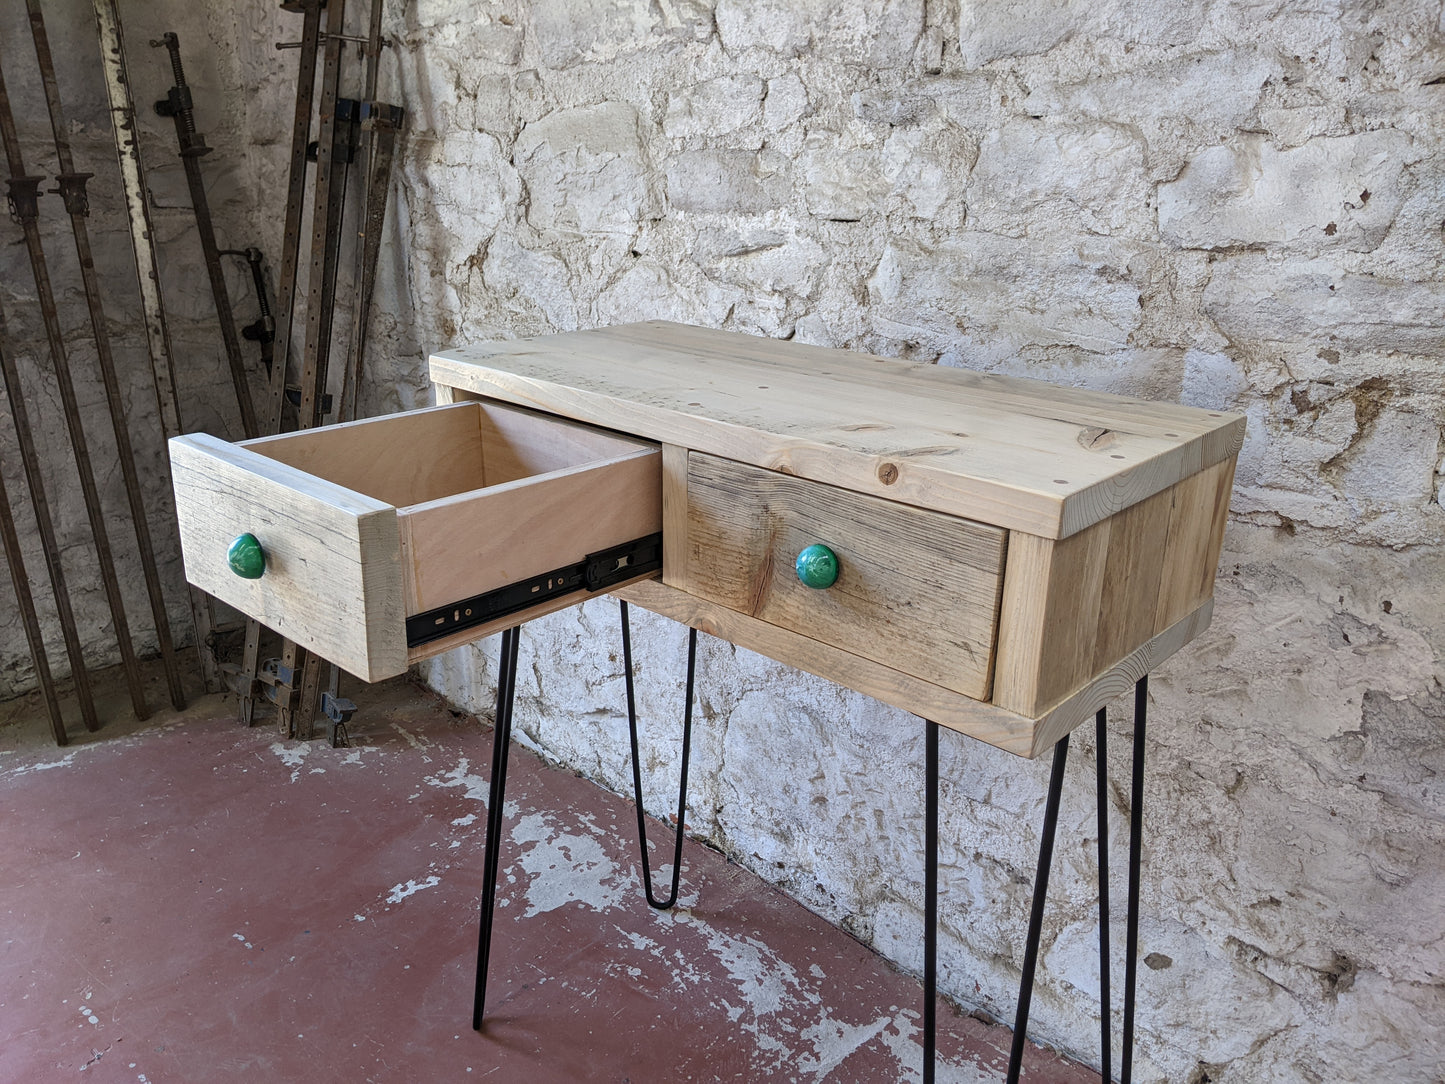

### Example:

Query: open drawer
xmin=170 ymin=401 xmax=662 ymax=682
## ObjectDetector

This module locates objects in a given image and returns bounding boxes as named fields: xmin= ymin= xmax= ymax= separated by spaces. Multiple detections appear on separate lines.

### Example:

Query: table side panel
xmin=993 ymin=455 xmax=1237 ymax=718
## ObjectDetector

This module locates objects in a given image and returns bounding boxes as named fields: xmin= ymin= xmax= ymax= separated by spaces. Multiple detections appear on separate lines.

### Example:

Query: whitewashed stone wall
xmin=0 ymin=0 xmax=267 ymax=696
xmin=380 ymin=3 xmax=1444 ymax=1080
xmin=8 ymin=1 xmax=1441 ymax=1081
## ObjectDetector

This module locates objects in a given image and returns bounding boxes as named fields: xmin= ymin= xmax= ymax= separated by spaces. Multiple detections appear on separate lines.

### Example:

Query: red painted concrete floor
xmin=0 ymin=662 xmax=1098 ymax=1083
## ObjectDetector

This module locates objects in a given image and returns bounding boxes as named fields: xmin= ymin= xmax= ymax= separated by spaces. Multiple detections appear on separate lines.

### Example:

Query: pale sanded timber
xmin=679 ymin=450 xmax=1006 ymax=701
xmin=992 ymin=457 xmax=1237 ymax=719
xmin=173 ymin=401 xmax=661 ymax=681
xmin=616 ymin=577 xmax=1214 ymax=759
xmin=430 ymin=321 xmax=1245 ymax=539
xmin=170 ymin=433 xmax=407 ymax=682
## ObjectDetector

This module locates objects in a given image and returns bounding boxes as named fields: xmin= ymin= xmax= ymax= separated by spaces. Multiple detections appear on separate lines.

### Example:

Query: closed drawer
xmin=170 ymin=401 xmax=661 ymax=682
xmin=675 ymin=452 xmax=1007 ymax=700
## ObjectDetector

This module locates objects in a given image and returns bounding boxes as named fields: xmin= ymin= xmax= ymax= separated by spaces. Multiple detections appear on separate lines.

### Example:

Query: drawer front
xmin=171 ymin=434 xmax=407 ymax=682
xmin=677 ymin=452 xmax=1007 ymax=700
xmin=171 ymin=401 xmax=661 ymax=682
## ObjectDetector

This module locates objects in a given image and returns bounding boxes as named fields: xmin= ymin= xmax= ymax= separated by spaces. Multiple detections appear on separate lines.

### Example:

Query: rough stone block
xmin=800 ymin=137 xmax=889 ymax=221
xmin=957 ymin=0 xmax=1210 ymax=68
xmin=1160 ymin=131 xmax=1416 ymax=253
xmin=664 ymin=75 xmax=765 ymax=140
xmin=528 ymin=0 xmax=656 ymax=69
xmin=1021 ymin=51 xmax=1277 ymax=141
xmin=1203 ymin=254 xmax=1445 ymax=354
xmin=693 ymin=228 xmax=829 ymax=297
xmin=868 ymin=233 xmax=1143 ymax=362
xmin=515 ymin=102 xmax=660 ymax=235
xmin=666 ymin=149 xmax=791 ymax=215
xmin=1333 ymin=409 xmax=1442 ymax=506
xmin=967 ymin=120 xmax=1149 ymax=236
xmin=763 ymin=73 xmax=809 ymax=130
xmin=716 ymin=0 xmax=924 ymax=67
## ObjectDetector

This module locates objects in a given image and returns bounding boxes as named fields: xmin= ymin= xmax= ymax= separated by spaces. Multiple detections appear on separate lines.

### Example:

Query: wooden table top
xmin=431 ymin=321 xmax=1244 ymax=538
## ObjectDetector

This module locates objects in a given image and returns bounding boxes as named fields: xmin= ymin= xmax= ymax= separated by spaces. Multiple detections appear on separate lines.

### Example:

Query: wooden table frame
xmin=426 ymin=322 xmax=1241 ymax=1083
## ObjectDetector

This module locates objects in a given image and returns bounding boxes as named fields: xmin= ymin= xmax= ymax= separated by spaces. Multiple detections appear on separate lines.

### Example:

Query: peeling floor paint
xmin=0 ymin=674 xmax=1091 ymax=1082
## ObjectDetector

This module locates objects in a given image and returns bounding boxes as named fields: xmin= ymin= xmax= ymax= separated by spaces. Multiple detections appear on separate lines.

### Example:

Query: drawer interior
xmin=244 ymin=400 xmax=651 ymax=510
xmin=246 ymin=401 xmax=662 ymax=622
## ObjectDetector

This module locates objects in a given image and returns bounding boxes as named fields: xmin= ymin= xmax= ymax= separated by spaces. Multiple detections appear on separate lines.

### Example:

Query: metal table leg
xmin=619 ymin=601 xmax=697 ymax=910
xmin=1096 ymin=707 xmax=1113 ymax=1083
xmin=922 ymin=675 xmax=1150 ymax=1084
xmin=473 ymin=626 xmax=520 ymax=1030
xmin=1005 ymin=734 xmax=1071 ymax=1083
xmin=1121 ymin=675 xmax=1148 ymax=1083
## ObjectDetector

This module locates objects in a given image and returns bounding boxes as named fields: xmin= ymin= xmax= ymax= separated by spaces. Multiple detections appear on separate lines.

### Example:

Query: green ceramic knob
xmin=227 ymin=533 xmax=266 ymax=580
xmin=795 ymin=543 xmax=839 ymax=590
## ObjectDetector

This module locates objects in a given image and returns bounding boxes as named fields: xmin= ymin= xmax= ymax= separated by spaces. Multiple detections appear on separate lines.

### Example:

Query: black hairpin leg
xmin=1005 ymin=734 xmax=1071 ymax=1083
xmin=1121 ymin=675 xmax=1148 ymax=1083
xmin=619 ymin=600 xmax=697 ymax=910
xmin=1096 ymin=707 xmax=1113 ymax=1084
xmin=923 ymin=719 xmax=939 ymax=1084
xmin=473 ymin=625 xmax=521 ymax=1030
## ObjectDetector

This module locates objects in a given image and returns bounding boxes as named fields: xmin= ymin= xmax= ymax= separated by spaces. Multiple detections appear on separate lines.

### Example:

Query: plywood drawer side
xmin=679 ymin=451 xmax=1007 ymax=701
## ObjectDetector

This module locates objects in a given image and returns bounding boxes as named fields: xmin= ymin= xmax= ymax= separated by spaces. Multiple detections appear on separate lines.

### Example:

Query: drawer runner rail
xmin=405 ymin=533 xmax=663 ymax=648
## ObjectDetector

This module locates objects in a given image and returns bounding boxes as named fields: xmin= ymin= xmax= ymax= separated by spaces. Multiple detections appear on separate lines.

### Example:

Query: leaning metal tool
xmin=0 ymin=296 xmax=98 ymax=733
xmin=28 ymin=0 xmax=187 ymax=712
xmin=92 ymin=0 xmax=221 ymax=695
xmin=0 ymin=462 xmax=66 ymax=746
xmin=221 ymin=247 xmax=275 ymax=376
xmin=239 ymin=0 xmax=325 ymax=730
xmin=321 ymin=0 xmax=402 ymax=731
xmin=151 ymin=31 xmax=259 ymax=440
xmin=0 ymin=57 xmax=149 ymax=721
xmin=280 ymin=0 xmax=350 ymax=740
xmin=336 ymin=0 xmax=401 ymax=425
xmin=0 ymin=325 xmax=69 ymax=746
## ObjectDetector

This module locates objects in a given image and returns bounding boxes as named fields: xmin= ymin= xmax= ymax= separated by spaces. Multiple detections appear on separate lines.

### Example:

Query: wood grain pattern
xmin=683 ymin=452 xmax=1006 ymax=700
xmin=170 ymin=433 xmax=407 ymax=682
xmin=661 ymin=443 xmax=689 ymax=590
xmin=476 ymin=400 xmax=657 ymax=486
xmin=1155 ymin=457 xmax=1236 ymax=630
xmin=616 ymin=578 xmax=1214 ymax=759
xmin=431 ymin=321 xmax=1245 ymax=538
xmin=1024 ymin=600 xmax=1214 ymax=757
xmin=992 ymin=459 xmax=1236 ymax=719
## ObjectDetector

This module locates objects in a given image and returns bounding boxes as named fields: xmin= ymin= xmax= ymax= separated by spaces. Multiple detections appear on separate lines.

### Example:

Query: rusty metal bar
xmin=150 ymin=31 xmax=259 ymax=440
xmin=281 ymin=0 xmax=350 ymax=740
xmin=0 ymin=308 xmax=69 ymax=746
xmin=0 ymin=56 xmax=148 ymax=721
xmin=92 ymin=0 xmax=221 ymax=694
xmin=241 ymin=0 xmax=326 ymax=730
xmin=28 ymin=0 xmax=187 ymax=712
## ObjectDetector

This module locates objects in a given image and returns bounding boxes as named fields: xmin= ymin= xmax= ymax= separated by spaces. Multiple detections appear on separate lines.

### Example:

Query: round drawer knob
xmin=227 ymin=533 xmax=266 ymax=580
xmin=795 ymin=543 xmax=839 ymax=590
